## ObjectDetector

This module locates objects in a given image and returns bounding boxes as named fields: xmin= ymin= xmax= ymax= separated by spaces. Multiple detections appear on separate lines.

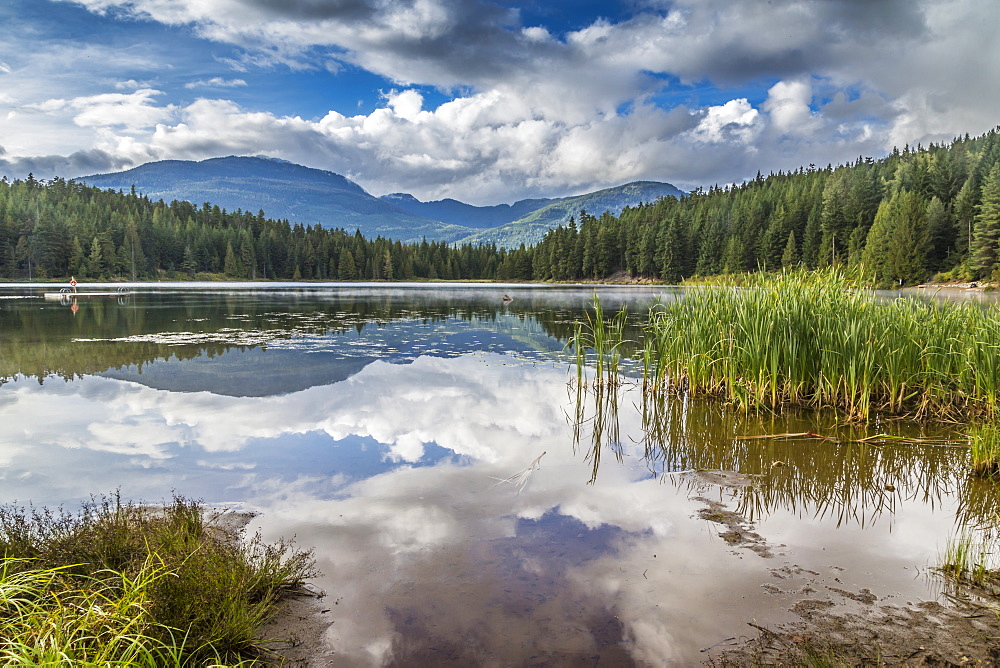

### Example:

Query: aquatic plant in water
xmin=970 ymin=422 xmax=1000 ymax=479
xmin=939 ymin=529 xmax=1000 ymax=591
xmin=641 ymin=269 xmax=1000 ymax=422
xmin=569 ymin=296 xmax=629 ymax=389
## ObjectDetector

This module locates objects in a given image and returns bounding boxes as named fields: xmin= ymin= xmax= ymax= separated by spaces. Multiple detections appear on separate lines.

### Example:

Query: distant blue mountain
xmin=380 ymin=193 xmax=554 ymax=229
xmin=381 ymin=181 xmax=685 ymax=247
xmin=81 ymin=156 xmax=685 ymax=246
xmin=454 ymin=181 xmax=687 ymax=247
xmin=80 ymin=156 xmax=473 ymax=243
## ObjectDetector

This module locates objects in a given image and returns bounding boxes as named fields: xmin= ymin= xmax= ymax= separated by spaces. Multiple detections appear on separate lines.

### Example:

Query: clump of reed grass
xmin=939 ymin=529 xmax=999 ymax=590
xmin=0 ymin=493 xmax=315 ymax=665
xmin=642 ymin=268 xmax=1000 ymax=422
xmin=0 ymin=558 xmax=191 ymax=666
xmin=569 ymin=296 xmax=629 ymax=388
xmin=970 ymin=422 xmax=1000 ymax=479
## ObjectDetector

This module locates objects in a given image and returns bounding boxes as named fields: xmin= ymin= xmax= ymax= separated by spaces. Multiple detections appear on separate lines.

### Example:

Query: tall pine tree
xmin=970 ymin=162 xmax=1000 ymax=280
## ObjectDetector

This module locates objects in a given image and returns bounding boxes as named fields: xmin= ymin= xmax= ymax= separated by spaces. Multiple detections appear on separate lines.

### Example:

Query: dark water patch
xmin=383 ymin=513 xmax=632 ymax=666
xmin=99 ymin=348 xmax=377 ymax=396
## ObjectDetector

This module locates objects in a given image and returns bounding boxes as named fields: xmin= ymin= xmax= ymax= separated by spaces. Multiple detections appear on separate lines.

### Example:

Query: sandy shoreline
xmin=915 ymin=280 xmax=999 ymax=291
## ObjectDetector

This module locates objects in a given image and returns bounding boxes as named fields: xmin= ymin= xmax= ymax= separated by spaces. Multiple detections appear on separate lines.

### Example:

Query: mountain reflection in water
xmin=0 ymin=283 xmax=986 ymax=665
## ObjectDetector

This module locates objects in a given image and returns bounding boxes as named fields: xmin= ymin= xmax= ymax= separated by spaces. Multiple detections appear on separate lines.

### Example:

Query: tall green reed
xmin=642 ymin=268 xmax=1000 ymax=422
xmin=569 ymin=296 xmax=629 ymax=388
xmin=969 ymin=421 xmax=1000 ymax=479
xmin=939 ymin=529 xmax=999 ymax=591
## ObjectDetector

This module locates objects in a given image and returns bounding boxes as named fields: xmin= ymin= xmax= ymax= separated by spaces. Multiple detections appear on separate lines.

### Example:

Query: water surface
xmin=0 ymin=282 xmax=989 ymax=665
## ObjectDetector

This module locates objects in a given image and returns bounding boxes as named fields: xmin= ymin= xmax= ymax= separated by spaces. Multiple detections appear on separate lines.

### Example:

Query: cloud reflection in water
xmin=0 ymin=348 xmax=968 ymax=665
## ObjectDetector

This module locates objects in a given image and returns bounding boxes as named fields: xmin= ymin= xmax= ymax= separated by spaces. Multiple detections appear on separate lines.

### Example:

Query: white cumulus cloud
xmin=689 ymin=99 xmax=761 ymax=145
xmin=2 ymin=0 xmax=996 ymax=199
xmin=27 ymin=89 xmax=174 ymax=132
xmin=763 ymin=78 xmax=822 ymax=137
xmin=184 ymin=77 xmax=248 ymax=89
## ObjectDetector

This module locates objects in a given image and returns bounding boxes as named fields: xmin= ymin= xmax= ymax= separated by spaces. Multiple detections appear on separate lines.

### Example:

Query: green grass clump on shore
xmin=0 ymin=558 xmax=186 ymax=666
xmin=0 ymin=494 xmax=315 ymax=666
xmin=970 ymin=422 xmax=1000 ymax=478
xmin=642 ymin=269 xmax=1000 ymax=422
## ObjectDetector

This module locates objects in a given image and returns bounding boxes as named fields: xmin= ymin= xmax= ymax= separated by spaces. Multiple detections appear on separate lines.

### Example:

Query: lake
xmin=0 ymin=282 xmax=993 ymax=665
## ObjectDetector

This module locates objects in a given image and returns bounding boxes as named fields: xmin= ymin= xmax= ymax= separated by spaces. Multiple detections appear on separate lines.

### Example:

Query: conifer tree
xmin=953 ymin=176 xmax=980 ymax=260
xmin=181 ymin=245 xmax=197 ymax=276
xmin=861 ymin=190 xmax=930 ymax=285
xmin=886 ymin=190 xmax=930 ymax=284
xmin=69 ymin=236 xmax=86 ymax=276
xmin=223 ymin=241 xmax=239 ymax=277
xmin=382 ymin=249 xmax=393 ymax=280
xmin=238 ymin=233 xmax=256 ymax=279
xmin=925 ymin=196 xmax=952 ymax=270
xmin=338 ymin=250 xmax=357 ymax=279
xmin=88 ymin=236 xmax=104 ymax=278
xmin=970 ymin=163 xmax=1000 ymax=280
xmin=781 ymin=231 xmax=799 ymax=268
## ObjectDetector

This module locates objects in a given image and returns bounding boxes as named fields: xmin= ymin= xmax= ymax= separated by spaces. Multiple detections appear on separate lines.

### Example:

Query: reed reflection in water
xmin=572 ymin=379 xmax=985 ymax=531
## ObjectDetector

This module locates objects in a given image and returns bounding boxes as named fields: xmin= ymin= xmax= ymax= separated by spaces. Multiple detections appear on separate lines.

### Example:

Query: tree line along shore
xmin=2 ymin=128 xmax=1000 ymax=286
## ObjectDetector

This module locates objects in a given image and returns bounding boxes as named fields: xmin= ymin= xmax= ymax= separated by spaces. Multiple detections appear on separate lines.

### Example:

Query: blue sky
xmin=1 ymin=0 xmax=998 ymax=204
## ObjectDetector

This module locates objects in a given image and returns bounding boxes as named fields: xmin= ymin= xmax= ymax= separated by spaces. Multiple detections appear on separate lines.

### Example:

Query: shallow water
xmin=0 ymin=282 xmax=992 ymax=665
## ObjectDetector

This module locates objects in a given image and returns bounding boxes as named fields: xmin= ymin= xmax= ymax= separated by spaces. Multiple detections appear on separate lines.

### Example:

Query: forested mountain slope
xmin=80 ymin=156 xmax=474 ymax=244
xmin=460 ymin=181 xmax=687 ymax=248
xmin=378 ymin=193 xmax=553 ymax=229
xmin=381 ymin=180 xmax=683 ymax=244
xmin=526 ymin=129 xmax=1000 ymax=285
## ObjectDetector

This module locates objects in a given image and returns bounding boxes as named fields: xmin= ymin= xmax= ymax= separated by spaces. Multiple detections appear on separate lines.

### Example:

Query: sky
xmin=0 ymin=0 xmax=998 ymax=205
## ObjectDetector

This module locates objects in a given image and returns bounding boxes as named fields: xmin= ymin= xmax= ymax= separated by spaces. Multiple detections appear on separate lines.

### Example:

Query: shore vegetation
xmin=571 ymin=269 xmax=1000 ymax=423
xmin=970 ymin=421 xmax=1000 ymax=478
xmin=642 ymin=269 xmax=1000 ymax=422
xmin=940 ymin=529 xmax=1000 ymax=592
xmin=0 ymin=493 xmax=315 ymax=666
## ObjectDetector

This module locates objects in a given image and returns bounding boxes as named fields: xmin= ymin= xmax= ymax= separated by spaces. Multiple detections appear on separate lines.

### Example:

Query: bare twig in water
xmin=742 ymin=431 xmax=839 ymax=442
xmin=490 ymin=451 xmax=546 ymax=494
xmin=700 ymin=636 xmax=737 ymax=652
xmin=742 ymin=431 xmax=965 ymax=447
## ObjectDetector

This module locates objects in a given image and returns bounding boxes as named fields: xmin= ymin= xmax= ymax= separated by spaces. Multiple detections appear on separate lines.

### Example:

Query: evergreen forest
xmin=3 ymin=128 xmax=1000 ymax=285
xmin=0 ymin=177 xmax=504 ymax=282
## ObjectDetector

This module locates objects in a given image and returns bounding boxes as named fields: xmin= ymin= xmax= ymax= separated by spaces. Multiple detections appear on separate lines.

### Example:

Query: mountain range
xmin=80 ymin=156 xmax=684 ymax=247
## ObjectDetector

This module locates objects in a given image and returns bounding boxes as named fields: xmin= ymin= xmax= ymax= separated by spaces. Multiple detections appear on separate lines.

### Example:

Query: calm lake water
xmin=0 ymin=282 xmax=995 ymax=665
